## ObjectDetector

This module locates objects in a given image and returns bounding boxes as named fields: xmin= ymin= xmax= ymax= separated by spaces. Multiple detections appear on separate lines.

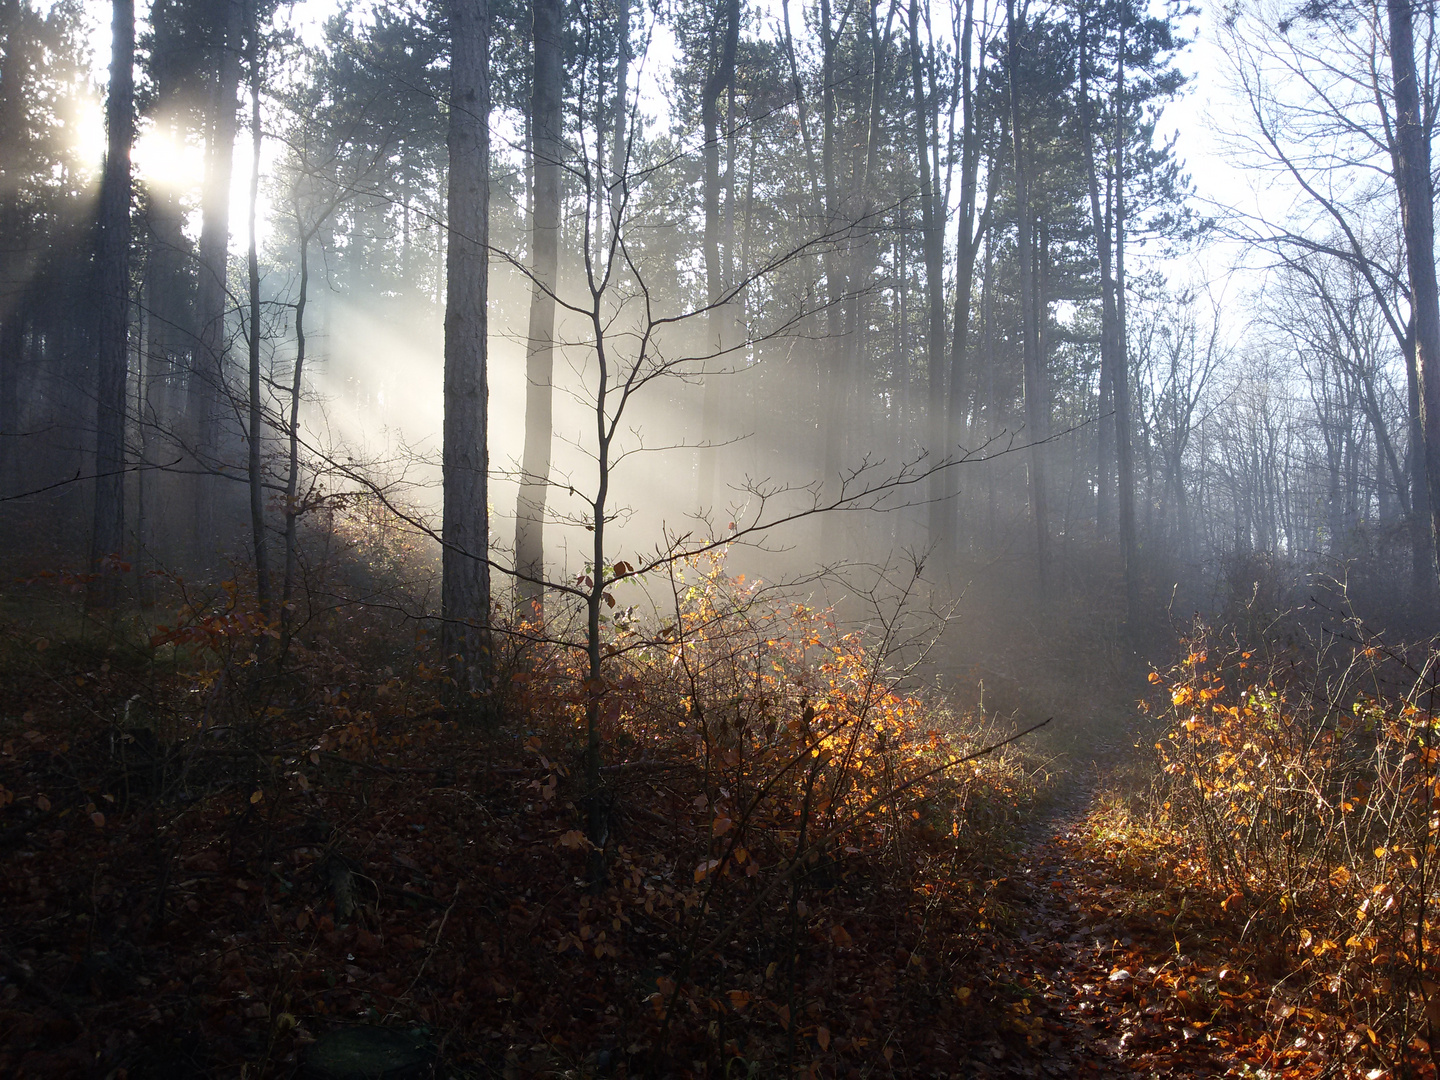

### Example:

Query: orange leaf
xmin=713 ymin=815 xmax=733 ymax=836
xmin=816 ymin=1025 xmax=831 ymax=1051
xmin=727 ymin=990 xmax=750 ymax=1010
xmin=90 ymin=811 xmax=105 ymax=827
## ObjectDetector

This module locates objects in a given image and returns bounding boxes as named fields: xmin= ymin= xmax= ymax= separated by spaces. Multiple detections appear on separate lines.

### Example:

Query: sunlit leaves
xmin=1151 ymin=622 xmax=1440 ymax=1071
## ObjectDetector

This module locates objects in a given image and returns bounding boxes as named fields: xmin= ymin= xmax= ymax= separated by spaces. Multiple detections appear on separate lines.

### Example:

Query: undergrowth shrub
xmin=511 ymin=556 xmax=1038 ymax=862
xmin=1152 ymin=617 xmax=1440 ymax=1064
xmin=490 ymin=556 xmax=1046 ymax=1067
xmin=1 ymin=538 xmax=1046 ymax=1076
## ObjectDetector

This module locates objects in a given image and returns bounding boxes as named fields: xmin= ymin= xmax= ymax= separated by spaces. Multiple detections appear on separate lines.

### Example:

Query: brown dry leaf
xmin=557 ymin=829 xmax=590 ymax=851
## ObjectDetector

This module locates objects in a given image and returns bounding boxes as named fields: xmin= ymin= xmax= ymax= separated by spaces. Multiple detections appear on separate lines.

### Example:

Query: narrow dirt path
xmin=950 ymin=749 xmax=1243 ymax=1078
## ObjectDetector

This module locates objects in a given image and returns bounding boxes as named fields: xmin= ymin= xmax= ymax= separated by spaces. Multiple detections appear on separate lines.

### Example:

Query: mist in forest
xmin=1 ymin=0 xmax=1437 ymax=733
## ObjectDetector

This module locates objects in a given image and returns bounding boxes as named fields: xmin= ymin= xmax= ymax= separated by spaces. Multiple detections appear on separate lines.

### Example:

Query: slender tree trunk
xmin=281 ymin=224 xmax=309 ymax=656
xmin=0 ymin=0 xmax=26 ymax=494
xmin=697 ymin=0 xmax=740 ymax=510
xmin=1387 ymin=0 xmax=1440 ymax=597
xmin=1007 ymin=0 xmax=1049 ymax=591
xmin=1079 ymin=8 xmax=1118 ymax=539
xmin=608 ymin=0 xmax=630 ymax=238
xmin=514 ymin=0 xmax=562 ymax=611
xmin=944 ymin=0 xmax=988 ymax=555
xmin=88 ymin=0 xmax=134 ymax=610
xmin=246 ymin=42 xmax=270 ymax=620
xmin=1113 ymin=21 xmax=1138 ymax=625
xmin=910 ymin=0 xmax=948 ymax=552
xmin=134 ymin=297 xmax=155 ymax=606
xmin=190 ymin=0 xmax=243 ymax=567
xmin=0 ymin=312 xmax=20 ymax=493
xmin=819 ymin=0 xmax=847 ymax=485
xmin=779 ymin=0 xmax=827 ymax=485
xmin=443 ymin=0 xmax=492 ymax=689
xmin=1405 ymin=331 xmax=1435 ymax=591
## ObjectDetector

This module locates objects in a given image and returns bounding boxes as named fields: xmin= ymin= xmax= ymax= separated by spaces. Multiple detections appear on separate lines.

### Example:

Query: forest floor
xmin=0 ymin=624 xmax=1419 ymax=1079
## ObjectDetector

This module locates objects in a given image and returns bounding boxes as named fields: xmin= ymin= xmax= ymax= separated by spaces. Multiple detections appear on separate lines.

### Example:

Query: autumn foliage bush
xmin=1151 ymin=616 xmax=1440 ymax=1068
xmin=0 ymin=549 xmax=1045 ymax=1077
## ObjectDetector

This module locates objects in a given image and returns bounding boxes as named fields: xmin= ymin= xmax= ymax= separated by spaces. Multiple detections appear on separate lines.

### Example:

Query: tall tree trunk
xmin=88 ymin=0 xmax=134 ymax=610
xmin=443 ymin=0 xmax=492 ymax=689
xmin=280 ymin=222 xmax=310 ymax=657
xmin=0 ymin=312 xmax=22 ymax=493
xmin=1078 ymin=7 xmax=1117 ymax=539
xmin=0 ymin=0 xmax=31 ymax=495
xmin=943 ymin=0 xmax=990 ymax=555
xmin=697 ymin=0 xmax=740 ymax=510
xmin=608 ymin=0 xmax=630 ymax=238
xmin=819 ymin=0 xmax=847 ymax=486
xmin=1406 ymin=330 xmax=1435 ymax=591
xmin=246 ymin=36 xmax=270 ymax=620
xmin=1007 ymin=0 xmax=1049 ymax=591
xmin=1387 ymin=0 xmax=1440 ymax=598
xmin=189 ymin=0 xmax=243 ymax=567
xmin=514 ymin=0 xmax=562 ymax=611
xmin=1113 ymin=19 xmax=1138 ymax=625
xmin=910 ymin=0 xmax=948 ymax=552
xmin=139 ymin=0 xmax=194 ymax=574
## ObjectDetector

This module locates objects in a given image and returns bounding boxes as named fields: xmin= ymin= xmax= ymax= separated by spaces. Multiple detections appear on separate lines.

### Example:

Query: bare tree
xmin=1218 ymin=0 xmax=1439 ymax=592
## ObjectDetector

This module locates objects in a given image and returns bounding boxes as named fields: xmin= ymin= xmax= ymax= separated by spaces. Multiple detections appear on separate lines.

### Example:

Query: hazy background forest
xmin=6 ymin=0 xmax=1440 ymax=1074
xmin=8 ymin=0 xmax=1438 ymax=669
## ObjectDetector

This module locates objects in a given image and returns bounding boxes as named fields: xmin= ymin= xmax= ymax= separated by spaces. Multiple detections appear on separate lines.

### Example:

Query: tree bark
xmin=443 ymin=0 xmax=492 ymax=690
xmin=1386 ymin=0 xmax=1440 ymax=596
xmin=910 ymin=0 xmax=948 ymax=553
xmin=246 ymin=33 xmax=270 ymax=620
xmin=943 ymin=0 xmax=991 ymax=556
xmin=608 ymin=0 xmax=630 ymax=239
xmin=280 ymin=222 xmax=309 ymax=657
xmin=1405 ymin=330 xmax=1435 ymax=592
xmin=1007 ymin=0 xmax=1049 ymax=591
xmin=88 ymin=0 xmax=134 ymax=610
xmin=1078 ymin=7 xmax=1117 ymax=540
xmin=189 ymin=0 xmax=243 ymax=567
xmin=514 ymin=0 xmax=561 ymax=611
xmin=1112 ymin=17 xmax=1138 ymax=625
xmin=697 ymin=0 xmax=740 ymax=511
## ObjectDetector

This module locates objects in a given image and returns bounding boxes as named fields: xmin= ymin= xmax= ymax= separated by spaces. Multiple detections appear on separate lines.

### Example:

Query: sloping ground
xmin=0 ymin=637 xmax=1416 ymax=1080
xmin=0 ymin=712 xmax=1050 ymax=1079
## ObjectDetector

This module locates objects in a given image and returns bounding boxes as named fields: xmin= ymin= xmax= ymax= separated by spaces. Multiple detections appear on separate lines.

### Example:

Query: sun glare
xmin=68 ymin=93 xmax=107 ymax=177
xmin=133 ymin=125 xmax=206 ymax=193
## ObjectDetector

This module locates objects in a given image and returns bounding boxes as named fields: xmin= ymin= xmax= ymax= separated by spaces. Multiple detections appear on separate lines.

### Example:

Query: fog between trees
xmin=2 ymin=0 xmax=1438 ymax=695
